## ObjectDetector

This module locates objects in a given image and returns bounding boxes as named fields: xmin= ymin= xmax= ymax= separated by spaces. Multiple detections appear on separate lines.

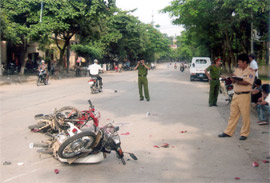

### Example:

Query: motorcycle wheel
xmin=44 ymin=78 xmax=48 ymax=85
xmin=37 ymin=78 xmax=41 ymax=86
xmin=90 ymin=87 xmax=94 ymax=94
xmin=54 ymin=106 xmax=82 ymax=130
xmin=57 ymin=131 xmax=96 ymax=159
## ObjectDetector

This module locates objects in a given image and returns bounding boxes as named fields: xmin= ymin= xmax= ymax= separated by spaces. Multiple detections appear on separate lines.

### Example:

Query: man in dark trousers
xmin=134 ymin=59 xmax=150 ymax=101
xmin=205 ymin=58 xmax=223 ymax=107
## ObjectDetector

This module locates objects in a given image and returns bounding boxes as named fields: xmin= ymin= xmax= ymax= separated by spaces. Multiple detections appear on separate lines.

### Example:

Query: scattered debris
xmin=114 ymin=90 xmax=118 ymax=93
xmin=161 ymin=143 xmax=169 ymax=148
xmin=120 ymin=132 xmax=130 ymax=135
xmin=262 ymin=132 xmax=269 ymax=134
xmin=262 ymin=160 xmax=269 ymax=163
xmin=234 ymin=177 xmax=240 ymax=180
xmin=153 ymin=145 xmax=160 ymax=148
xmin=54 ymin=169 xmax=60 ymax=174
xmin=252 ymin=161 xmax=259 ymax=167
xmin=3 ymin=161 xmax=11 ymax=165
xmin=17 ymin=162 xmax=24 ymax=166
xmin=180 ymin=130 xmax=187 ymax=133
xmin=149 ymin=134 xmax=152 ymax=138
xmin=266 ymin=156 xmax=270 ymax=159
xmin=146 ymin=112 xmax=150 ymax=116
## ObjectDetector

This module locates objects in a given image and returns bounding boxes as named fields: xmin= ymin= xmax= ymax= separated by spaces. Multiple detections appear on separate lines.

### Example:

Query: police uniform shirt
xmin=233 ymin=66 xmax=255 ymax=93
xmin=138 ymin=64 xmax=148 ymax=76
xmin=206 ymin=65 xmax=222 ymax=79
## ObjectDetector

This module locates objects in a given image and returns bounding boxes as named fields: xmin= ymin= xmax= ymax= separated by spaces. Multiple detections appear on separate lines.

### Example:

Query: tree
xmin=163 ymin=0 xmax=269 ymax=71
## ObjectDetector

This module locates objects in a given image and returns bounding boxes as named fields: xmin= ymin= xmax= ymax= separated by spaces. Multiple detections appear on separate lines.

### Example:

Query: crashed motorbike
xmin=37 ymin=69 xmax=48 ymax=86
xmin=88 ymin=76 xmax=102 ymax=94
xmin=29 ymin=102 xmax=137 ymax=165
xmin=220 ymin=77 xmax=234 ymax=104
xmin=28 ymin=100 xmax=99 ymax=133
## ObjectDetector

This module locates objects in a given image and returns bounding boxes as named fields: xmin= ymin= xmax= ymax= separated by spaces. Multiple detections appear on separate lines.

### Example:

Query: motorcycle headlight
xmin=112 ymin=135 xmax=121 ymax=144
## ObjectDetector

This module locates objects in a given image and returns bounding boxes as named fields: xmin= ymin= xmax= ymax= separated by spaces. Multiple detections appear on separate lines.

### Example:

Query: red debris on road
xmin=252 ymin=161 xmax=259 ymax=167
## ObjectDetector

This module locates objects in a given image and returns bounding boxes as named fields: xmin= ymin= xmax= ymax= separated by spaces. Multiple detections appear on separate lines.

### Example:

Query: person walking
xmin=205 ymin=58 xmax=223 ymax=107
xmin=218 ymin=54 xmax=255 ymax=140
xmin=134 ymin=59 xmax=150 ymax=101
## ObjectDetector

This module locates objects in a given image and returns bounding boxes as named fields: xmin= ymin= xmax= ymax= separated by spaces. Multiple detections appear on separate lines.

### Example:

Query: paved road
xmin=0 ymin=64 xmax=269 ymax=183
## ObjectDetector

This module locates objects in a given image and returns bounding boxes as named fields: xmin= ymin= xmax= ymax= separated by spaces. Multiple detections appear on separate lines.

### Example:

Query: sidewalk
xmin=0 ymin=71 xmax=78 ymax=86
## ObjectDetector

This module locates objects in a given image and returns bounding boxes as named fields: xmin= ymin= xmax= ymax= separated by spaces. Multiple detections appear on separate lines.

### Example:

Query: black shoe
xmin=146 ymin=99 xmax=150 ymax=102
xmin=239 ymin=136 xmax=247 ymax=140
xmin=218 ymin=133 xmax=231 ymax=138
xmin=140 ymin=98 xmax=144 ymax=101
xmin=213 ymin=104 xmax=218 ymax=106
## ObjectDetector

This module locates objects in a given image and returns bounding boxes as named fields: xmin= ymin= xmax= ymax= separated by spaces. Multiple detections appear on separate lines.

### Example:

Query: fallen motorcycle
xmin=28 ymin=100 xmax=99 ymax=133
xmin=29 ymin=105 xmax=137 ymax=165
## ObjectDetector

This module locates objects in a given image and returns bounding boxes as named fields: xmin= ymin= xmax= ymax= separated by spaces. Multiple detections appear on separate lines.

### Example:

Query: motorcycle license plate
xmin=228 ymin=90 xmax=234 ymax=95
xmin=88 ymin=81 xmax=94 ymax=85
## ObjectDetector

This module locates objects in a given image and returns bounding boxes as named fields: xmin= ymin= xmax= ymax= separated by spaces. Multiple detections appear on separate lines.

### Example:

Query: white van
xmin=190 ymin=57 xmax=211 ymax=81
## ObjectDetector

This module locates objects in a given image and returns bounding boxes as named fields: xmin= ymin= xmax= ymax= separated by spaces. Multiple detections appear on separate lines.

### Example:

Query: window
xmin=196 ymin=59 xmax=207 ymax=64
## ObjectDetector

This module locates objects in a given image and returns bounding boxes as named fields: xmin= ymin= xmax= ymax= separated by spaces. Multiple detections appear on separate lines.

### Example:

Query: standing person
xmin=255 ymin=84 xmax=270 ymax=125
xmin=134 ymin=59 xmax=150 ymax=101
xmin=249 ymin=54 xmax=259 ymax=82
xmin=205 ymin=58 xmax=223 ymax=107
xmin=88 ymin=59 xmax=103 ymax=88
xmin=218 ymin=54 xmax=255 ymax=140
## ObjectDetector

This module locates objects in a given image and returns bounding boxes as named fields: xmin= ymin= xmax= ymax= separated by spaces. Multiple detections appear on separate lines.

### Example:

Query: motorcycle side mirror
xmin=129 ymin=153 xmax=138 ymax=160
xmin=114 ymin=126 xmax=119 ymax=132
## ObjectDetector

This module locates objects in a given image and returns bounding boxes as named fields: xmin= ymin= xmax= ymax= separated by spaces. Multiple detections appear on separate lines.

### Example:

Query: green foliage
xmin=71 ymin=44 xmax=103 ymax=60
xmin=163 ymin=0 xmax=269 ymax=68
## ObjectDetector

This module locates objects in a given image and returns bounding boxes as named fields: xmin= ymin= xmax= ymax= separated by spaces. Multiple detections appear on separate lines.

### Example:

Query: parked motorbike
xmin=88 ymin=76 xmax=102 ymax=94
xmin=3 ymin=62 xmax=18 ymax=75
xmin=220 ymin=77 xmax=234 ymax=104
xmin=37 ymin=69 xmax=48 ymax=86
xmin=28 ymin=100 xmax=99 ymax=133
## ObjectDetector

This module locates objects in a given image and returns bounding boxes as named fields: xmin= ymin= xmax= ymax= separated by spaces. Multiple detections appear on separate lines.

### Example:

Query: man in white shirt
xmin=88 ymin=59 xmax=103 ymax=88
xmin=249 ymin=54 xmax=259 ymax=80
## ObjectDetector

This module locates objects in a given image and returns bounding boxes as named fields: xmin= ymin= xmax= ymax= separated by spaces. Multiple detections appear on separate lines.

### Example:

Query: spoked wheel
xmin=57 ymin=131 xmax=96 ymax=159
xmin=54 ymin=106 xmax=82 ymax=130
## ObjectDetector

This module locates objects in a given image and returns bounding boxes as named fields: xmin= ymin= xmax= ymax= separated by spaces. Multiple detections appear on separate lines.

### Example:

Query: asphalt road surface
xmin=0 ymin=63 xmax=269 ymax=183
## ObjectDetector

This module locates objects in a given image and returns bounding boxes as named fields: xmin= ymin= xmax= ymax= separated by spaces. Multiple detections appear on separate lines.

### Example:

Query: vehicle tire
xmin=91 ymin=87 xmax=94 ymax=94
xmin=54 ymin=106 xmax=82 ymax=130
xmin=44 ymin=78 xmax=48 ymax=85
xmin=37 ymin=78 xmax=41 ymax=86
xmin=57 ymin=131 xmax=96 ymax=159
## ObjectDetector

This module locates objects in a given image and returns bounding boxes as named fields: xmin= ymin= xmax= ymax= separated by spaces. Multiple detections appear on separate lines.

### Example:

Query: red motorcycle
xmin=220 ymin=77 xmax=234 ymax=104
xmin=28 ymin=100 xmax=100 ymax=133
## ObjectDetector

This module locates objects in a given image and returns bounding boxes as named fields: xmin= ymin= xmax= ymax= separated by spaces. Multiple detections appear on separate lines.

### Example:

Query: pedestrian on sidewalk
xmin=205 ymin=58 xmax=223 ymax=107
xmin=256 ymin=84 xmax=270 ymax=125
xmin=134 ymin=59 xmax=150 ymax=101
xmin=218 ymin=54 xmax=255 ymax=141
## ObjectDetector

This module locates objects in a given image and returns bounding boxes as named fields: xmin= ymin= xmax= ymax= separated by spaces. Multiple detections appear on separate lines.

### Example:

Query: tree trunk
xmin=18 ymin=44 xmax=28 ymax=76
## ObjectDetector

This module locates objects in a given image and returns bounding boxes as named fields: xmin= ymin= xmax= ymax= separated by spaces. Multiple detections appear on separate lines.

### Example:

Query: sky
xmin=115 ymin=0 xmax=184 ymax=37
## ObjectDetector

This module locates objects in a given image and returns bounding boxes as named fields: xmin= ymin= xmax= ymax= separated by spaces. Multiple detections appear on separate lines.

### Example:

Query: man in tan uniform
xmin=218 ymin=54 xmax=255 ymax=140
